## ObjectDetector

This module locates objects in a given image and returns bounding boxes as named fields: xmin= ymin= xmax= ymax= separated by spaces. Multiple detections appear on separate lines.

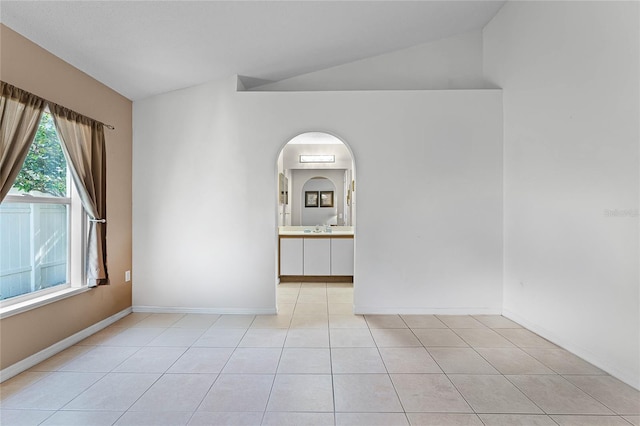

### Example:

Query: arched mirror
xmin=301 ymin=177 xmax=338 ymax=226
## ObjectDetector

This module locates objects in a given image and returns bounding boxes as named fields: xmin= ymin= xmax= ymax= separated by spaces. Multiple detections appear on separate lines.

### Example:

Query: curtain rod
xmin=1 ymin=80 xmax=116 ymax=130
xmin=45 ymin=100 xmax=116 ymax=131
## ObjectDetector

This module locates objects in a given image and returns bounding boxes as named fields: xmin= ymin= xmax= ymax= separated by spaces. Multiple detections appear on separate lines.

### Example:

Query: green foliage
xmin=12 ymin=113 xmax=67 ymax=197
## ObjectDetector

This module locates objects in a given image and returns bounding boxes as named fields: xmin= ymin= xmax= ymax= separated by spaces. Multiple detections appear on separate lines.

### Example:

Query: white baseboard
xmin=133 ymin=305 xmax=277 ymax=315
xmin=353 ymin=306 xmax=502 ymax=315
xmin=0 ymin=307 xmax=132 ymax=383
xmin=503 ymin=309 xmax=640 ymax=391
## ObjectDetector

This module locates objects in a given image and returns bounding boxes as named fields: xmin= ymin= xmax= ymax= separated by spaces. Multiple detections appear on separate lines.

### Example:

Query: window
xmin=0 ymin=112 xmax=85 ymax=304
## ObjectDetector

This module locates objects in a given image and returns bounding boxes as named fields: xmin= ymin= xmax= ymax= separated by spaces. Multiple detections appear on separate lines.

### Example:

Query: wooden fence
xmin=0 ymin=202 xmax=68 ymax=300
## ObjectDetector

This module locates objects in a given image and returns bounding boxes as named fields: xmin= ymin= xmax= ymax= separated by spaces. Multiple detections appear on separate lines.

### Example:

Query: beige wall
xmin=0 ymin=25 xmax=132 ymax=369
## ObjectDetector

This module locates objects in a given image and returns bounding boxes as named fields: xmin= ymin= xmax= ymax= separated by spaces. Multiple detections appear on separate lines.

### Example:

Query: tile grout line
xmin=419 ymin=323 xmax=481 ymax=422
xmin=4 ymin=288 xmax=638 ymax=425
xmin=132 ymin=315 xmax=213 ymax=422
xmin=447 ymin=323 xmax=552 ymax=419
xmin=323 ymin=282 xmax=339 ymax=426
xmin=370 ymin=314 xmax=412 ymax=425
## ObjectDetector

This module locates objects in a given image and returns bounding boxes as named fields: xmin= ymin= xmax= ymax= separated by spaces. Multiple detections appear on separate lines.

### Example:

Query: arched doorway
xmin=275 ymin=132 xmax=356 ymax=311
xmin=277 ymin=132 xmax=355 ymax=228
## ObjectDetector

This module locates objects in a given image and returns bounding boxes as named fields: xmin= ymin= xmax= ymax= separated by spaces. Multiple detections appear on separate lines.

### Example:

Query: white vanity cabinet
xmin=331 ymin=238 xmax=354 ymax=275
xmin=278 ymin=233 xmax=354 ymax=278
xmin=279 ymin=238 xmax=304 ymax=275
xmin=303 ymin=238 xmax=331 ymax=275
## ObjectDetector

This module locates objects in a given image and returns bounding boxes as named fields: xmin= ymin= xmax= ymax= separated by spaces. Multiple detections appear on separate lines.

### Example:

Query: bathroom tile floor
xmin=1 ymin=282 xmax=638 ymax=425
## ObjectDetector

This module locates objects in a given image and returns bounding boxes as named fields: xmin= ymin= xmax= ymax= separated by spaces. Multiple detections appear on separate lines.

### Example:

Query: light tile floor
xmin=1 ymin=282 xmax=639 ymax=425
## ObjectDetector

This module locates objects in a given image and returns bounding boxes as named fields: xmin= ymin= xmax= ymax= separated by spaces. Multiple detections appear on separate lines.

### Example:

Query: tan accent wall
xmin=0 ymin=24 xmax=132 ymax=370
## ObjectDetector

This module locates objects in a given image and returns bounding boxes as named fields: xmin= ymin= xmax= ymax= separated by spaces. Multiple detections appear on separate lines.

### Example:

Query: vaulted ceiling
xmin=1 ymin=1 xmax=505 ymax=100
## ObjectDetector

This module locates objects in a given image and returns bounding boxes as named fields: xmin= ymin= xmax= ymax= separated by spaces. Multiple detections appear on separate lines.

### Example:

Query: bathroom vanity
xmin=278 ymin=226 xmax=354 ymax=282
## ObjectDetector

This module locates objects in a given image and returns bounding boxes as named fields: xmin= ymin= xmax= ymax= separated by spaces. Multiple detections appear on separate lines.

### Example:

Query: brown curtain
xmin=50 ymin=104 xmax=109 ymax=286
xmin=0 ymin=81 xmax=46 ymax=201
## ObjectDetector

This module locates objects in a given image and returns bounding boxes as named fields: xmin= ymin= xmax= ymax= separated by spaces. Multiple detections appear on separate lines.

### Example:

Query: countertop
xmin=279 ymin=226 xmax=354 ymax=237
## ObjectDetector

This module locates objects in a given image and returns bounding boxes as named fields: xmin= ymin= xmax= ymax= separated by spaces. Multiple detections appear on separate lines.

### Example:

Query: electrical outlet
xmin=125 ymin=270 xmax=131 ymax=282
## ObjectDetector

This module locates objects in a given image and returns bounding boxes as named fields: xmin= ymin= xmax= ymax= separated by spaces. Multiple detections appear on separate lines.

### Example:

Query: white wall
xmin=252 ymin=30 xmax=487 ymax=91
xmin=484 ymin=1 xmax=639 ymax=388
xmin=133 ymin=78 xmax=503 ymax=314
xmin=133 ymin=78 xmax=278 ymax=313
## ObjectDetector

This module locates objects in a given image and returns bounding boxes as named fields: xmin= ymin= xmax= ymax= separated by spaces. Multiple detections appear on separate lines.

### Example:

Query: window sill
xmin=0 ymin=287 xmax=91 ymax=320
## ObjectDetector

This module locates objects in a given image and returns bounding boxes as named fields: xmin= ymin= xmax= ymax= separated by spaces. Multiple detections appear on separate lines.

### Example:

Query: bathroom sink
xmin=279 ymin=226 xmax=354 ymax=236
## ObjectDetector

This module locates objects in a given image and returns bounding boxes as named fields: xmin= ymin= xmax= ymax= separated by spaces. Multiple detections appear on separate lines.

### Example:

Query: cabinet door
xmin=331 ymin=238 xmax=354 ymax=275
xmin=303 ymin=238 xmax=331 ymax=275
xmin=280 ymin=238 xmax=303 ymax=275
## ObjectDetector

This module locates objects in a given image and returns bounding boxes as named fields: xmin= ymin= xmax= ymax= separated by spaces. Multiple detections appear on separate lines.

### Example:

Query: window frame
xmin=0 ymin=112 xmax=87 ymax=312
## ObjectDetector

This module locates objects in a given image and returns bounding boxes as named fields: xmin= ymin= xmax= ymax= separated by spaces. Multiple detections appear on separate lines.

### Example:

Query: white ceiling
xmin=0 ymin=1 xmax=505 ymax=101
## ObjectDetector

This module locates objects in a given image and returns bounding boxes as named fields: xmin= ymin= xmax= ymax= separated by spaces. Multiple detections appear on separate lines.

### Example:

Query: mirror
xmin=301 ymin=177 xmax=337 ymax=226
xmin=277 ymin=132 xmax=355 ymax=227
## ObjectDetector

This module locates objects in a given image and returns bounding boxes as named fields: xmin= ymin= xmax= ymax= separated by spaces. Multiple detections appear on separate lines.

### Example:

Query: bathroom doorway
xmin=276 ymin=132 xmax=356 ymax=312
xmin=277 ymin=132 xmax=355 ymax=228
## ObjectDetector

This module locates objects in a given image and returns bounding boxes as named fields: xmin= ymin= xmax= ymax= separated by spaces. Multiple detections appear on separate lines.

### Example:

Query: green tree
xmin=12 ymin=113 xmax=67 ymax=197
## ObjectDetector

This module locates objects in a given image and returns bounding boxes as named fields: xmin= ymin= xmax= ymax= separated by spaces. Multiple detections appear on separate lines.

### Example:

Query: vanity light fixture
xmin=299 ymin=154 xmax=335 ymax=163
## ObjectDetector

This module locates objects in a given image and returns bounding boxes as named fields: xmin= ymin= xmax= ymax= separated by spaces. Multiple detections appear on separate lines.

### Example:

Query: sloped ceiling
xmin=0 ymin=1 xmax=505 ymax=100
